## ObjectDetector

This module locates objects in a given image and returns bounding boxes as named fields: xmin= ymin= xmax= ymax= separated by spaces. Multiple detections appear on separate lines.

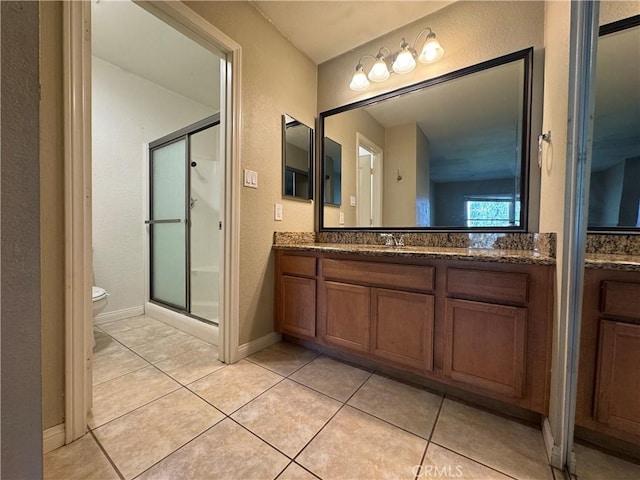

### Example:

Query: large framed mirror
xmin=283 ymin=114 xmax=314 ymax=201
xmin=319 ymin=48 xmax=533 ymax=231
xmin=588 ymin=15 xmax=640 ymax=232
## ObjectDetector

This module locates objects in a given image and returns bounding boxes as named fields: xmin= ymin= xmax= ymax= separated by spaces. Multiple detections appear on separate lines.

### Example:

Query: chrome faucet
xmin=380 ymin=233 xmax=405 ymax=247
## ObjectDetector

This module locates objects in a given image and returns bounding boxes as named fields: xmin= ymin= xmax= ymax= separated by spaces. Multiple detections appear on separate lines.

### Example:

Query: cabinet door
xmin=595 ymin=321 xmax=640 ymax=436
xmin=279 ymin=275 xmax=316 ymax=338
xmin=371 ymin=288 xmax=434 ymax=371
xmin=322 ymin=281 xmax=370 ymax=353
xmin=444 ymin=299 xmax=527 ymax=398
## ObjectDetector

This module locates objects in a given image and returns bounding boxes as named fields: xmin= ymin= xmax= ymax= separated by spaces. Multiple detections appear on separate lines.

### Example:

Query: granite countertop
xmin=584 ymin=253 xmax=640 ymax=272
xmin=273 ymin=242 xmax=556 ymax=265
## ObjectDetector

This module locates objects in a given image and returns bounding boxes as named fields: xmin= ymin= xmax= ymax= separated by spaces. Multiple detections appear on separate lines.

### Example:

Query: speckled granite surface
xmin=586 ymin=234 xmax=640 ymax=255
xmin=584 ymin=253 xmax=640 ymax=271
xmin=275 ymin=243 xmax=556 ymax=265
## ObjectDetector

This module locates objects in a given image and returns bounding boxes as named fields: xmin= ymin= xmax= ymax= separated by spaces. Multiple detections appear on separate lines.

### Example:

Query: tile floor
xmin=44 ymin=315 xmax=638 ymax=480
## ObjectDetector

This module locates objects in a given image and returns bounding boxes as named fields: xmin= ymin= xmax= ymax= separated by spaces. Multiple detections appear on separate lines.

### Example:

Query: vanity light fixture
xmin=349 ymin=27 xmax=444 ymax=91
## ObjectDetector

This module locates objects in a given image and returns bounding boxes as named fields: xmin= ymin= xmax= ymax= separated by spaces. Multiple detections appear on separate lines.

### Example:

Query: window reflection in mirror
xmin=320 ymin=49 xmax=532 ymax=231
xmin=283 ymin=114 xmax=313 ymax=201
xmin=588 ymin=18 xmax=640 ymax=231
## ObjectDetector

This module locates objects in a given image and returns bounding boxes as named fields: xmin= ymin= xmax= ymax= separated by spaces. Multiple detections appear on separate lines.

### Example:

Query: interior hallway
xmin=44 ymin=316 xmax=637 ymax=480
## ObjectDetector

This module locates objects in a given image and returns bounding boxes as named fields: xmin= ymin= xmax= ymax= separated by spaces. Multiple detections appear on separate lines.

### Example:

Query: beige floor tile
xmin=131 ymin=333 xmax=210 ymax=364
xmin=93 ymin=388 xmax=224 ymax=479
xmin=89 ymin=366 xmax=180 ymax=428
xmin=277 ymin=462 xmax=319 ymax=480
xmin=138 ymin=418 xmax=289 ymax=480
xmin=232 ymin=379 xmax=341 ymax=457
xmin=348 ymin=374 xmax=442 ymax=438
xmin=421 ymin=443 xmax=511 ymax=479
xmin=94 ymin=332 xmax=121 ymax=357
xmin=289 ymin=355 xmax=370 ymax=401
xmin=93 ymin=343 xmax=149 ymax=385
xmin=155 ymin=342 xmax=224 ymax=384
xmin=99 ymin=315 xmax=163 ymax=335
xmin=297 ymin=406 xmax=427 ymax=480
xmin=44 ymin=434 xmax=119 ymax=480
xmin=432 ymin=399 xmax=552 ymax=480
xmin=247 ymin=341 xmax=319 ymax=376
xmin=574 ymin=443 xmax=640 ymax=480
xmin=109 ymin=323 xmax=187 ymax=348
xmin=188 ymin=359 xmax=283 ymax=414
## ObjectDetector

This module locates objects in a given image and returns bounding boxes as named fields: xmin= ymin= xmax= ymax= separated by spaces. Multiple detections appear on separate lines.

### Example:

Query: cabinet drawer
xmin=601 ymin=281 xmax=640 ymax=319
xmin=447 ymin=268 xmax=528 ymax=304
xmin=322 ymin=259 xmax=434 ymax=292
xmin=280 ymin=254 xmax=316 ymax=277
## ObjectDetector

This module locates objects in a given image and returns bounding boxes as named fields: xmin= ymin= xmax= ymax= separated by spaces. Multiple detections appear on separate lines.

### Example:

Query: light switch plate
xmin=274 ymin=203 xmax=283 ymax=221
xmin=350 ymin=195 xmax=357 ymax=206
xmin=339 ymin=212 xmax=345 ymax=224
xmin=244 ymin=169 xmax=258 ymax=188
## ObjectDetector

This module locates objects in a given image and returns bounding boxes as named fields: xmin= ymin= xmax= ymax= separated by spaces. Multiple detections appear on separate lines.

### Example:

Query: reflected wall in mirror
xmin=320 ymin=48 xmax=532 ymax=231
xmin=283 ymin=114 xmax=313 ymax=200
xmin=324 ymin=137 xmax=342 ymax=206
xmin=588 ymin=16 xmax=640 ymax=231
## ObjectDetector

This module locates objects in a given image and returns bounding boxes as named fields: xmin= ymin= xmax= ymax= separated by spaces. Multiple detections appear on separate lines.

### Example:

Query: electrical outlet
xmin=274 ymin=203 xmax=283 ymax=221
xmin=350 ymin=195 xmax=357 ymax=207
xmin=243 ymin=169 xmax=258 ymax=188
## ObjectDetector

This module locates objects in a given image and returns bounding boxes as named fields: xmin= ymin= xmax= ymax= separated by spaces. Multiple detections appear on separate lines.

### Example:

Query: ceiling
xmin=251 ymin=1 xmax=454 ymax=64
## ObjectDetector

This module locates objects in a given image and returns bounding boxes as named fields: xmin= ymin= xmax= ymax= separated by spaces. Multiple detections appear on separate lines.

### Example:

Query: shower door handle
xmin=144 ymin=219 xmax=184 ymax=224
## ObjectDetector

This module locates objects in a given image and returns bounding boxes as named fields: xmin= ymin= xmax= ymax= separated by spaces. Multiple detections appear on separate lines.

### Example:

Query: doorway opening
xmin=356 ymin=134 xmax=383 ymax=227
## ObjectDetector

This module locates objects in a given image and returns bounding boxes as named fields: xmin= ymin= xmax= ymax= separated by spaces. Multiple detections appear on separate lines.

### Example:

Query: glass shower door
xmin=149 ymin=139 xmax=188 ymax=310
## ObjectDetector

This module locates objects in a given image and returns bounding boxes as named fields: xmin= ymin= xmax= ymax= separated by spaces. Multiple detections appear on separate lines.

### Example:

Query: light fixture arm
xmin=412 ymin=27 xmax=435 ymax=51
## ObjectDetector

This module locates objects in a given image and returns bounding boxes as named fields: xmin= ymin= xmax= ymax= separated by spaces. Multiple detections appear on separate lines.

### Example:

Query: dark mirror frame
xmin=588 ymin=14 xmax=640 ymax=234
xmin=282 ymin=114 xmax=314 ymax=201
xmin=318 ymin=48 xmax=534 ymax=232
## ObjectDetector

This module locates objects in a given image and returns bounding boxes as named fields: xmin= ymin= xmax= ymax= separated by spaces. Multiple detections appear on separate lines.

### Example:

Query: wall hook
xmin=396 ymin=169 xmax=403 ymax=182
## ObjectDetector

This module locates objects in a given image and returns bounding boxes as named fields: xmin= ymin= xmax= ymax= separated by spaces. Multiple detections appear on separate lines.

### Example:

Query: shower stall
xmin=146 ymin=114 xmax=221 ymax=325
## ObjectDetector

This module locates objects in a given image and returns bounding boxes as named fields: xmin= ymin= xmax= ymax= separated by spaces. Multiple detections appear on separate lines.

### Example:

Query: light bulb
xmin=368 ymin=54 xmax=390 ymax=82
xmin=419 ymin=35 xmax=444 ymax=63
xmin=392 ymin=44 xmax=416 ymax=74
xmin=349 ymin=65 xmax=370 ymax=91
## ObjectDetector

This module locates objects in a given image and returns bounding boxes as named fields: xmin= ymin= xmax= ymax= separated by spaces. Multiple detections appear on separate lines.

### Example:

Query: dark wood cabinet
xmin=322 ymin=281 xmax=370 ymax=353
xmin=444 ymin=298 xmax=526 ymax=398
xmin=594 ymin=320 xmax=640 ymax=437
xmin=279 ymin=275 xmax=316 ymax=338
xmin=577 ymin=268 xmax=640 ymax=448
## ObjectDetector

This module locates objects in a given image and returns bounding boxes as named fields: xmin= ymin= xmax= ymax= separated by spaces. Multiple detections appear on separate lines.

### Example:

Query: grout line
xmin=414 ymin=394 xmax=446 ymax=480
xmin=428 ymin=441 xmax=520 ymax=480
xmin=88 ymin=428 xmax=125 ymax=480
xmin=272 ymin=460 xmax=294 ymax=480
xmin=291 ymin=461 xmax=322 ymax=480
xmin=228 ymin=416 xmax=294 ymax=460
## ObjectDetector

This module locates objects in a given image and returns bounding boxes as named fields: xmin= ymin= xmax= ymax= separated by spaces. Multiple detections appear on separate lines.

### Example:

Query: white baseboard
xmin=145 ymin=302 xmax=218 ymax=345
xmin=543 ymin=417 xmax=563 ymax=469
xmin=237 ymin=331 xmax=282 ymax=359
xmin=94 ymin=306 xmax=145 ymax=325
xmin=43 ymin=424 xmax=65 ymax=454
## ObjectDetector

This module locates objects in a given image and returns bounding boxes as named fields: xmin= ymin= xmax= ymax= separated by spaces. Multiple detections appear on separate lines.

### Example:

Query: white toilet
xmin=92 ymin=286 xmax=109 ymax=318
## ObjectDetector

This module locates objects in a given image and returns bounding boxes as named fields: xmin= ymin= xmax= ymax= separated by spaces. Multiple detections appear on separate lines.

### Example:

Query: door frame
xmin=63 ymin=0 xmax=242 ymax=443
xmin=355 ymin=132 xmax=383 ymax=227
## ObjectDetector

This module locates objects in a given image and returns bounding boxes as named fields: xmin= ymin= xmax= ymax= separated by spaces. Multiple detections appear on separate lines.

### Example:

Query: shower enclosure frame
xmin=147 ymin=113 xmax=221 ymax=323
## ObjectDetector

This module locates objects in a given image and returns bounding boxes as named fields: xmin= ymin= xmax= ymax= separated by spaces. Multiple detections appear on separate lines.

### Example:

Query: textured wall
xmin=92 ymin=56 xmax=214 ymax=318
xmin=40 ymin=0 xmax=66 ymax=430
xmin=184 ymin=1 xmax=317 ymax=344
xmin=1 ymin=1 xmax=43 ymax=477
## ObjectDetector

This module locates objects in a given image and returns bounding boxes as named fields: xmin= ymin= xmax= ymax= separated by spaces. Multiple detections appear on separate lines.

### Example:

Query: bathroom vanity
xmin=576 ymin=257 xmax=640 ymax=448
xmin=274 ymin=237 xmax=555 ymax=416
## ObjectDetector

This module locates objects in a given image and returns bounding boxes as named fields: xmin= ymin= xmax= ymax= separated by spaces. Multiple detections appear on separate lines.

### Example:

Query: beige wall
xmin=323 ymin=108 xmax=385 ymax=227
xmin=184 ymin=1 xmax=317 ymax=344
xmin=40 ymin=0 xmax=65 ymax=430
xmin=384 ymin=124 xmax=418 ymax=226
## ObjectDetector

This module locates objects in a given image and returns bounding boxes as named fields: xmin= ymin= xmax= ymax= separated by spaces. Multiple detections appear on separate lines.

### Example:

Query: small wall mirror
xmin=588 ymin=16 xmax=640 ymax=231
xmin=283 ymin=114 xmax=314 ymax=201
xmin=324 ymin=137 xmax=342 ymax=206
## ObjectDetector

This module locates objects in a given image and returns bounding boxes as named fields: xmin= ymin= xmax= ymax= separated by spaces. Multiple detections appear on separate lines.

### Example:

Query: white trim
xmin=145 ymin=302 xmax=218 ymax=345
xmin=237 ymin=332 xmax=282 ymax=360
xmin=355 ymin=132 xmax=383 ymax=227
xmin=94 ymin=306 xmax=145 ymax=325
xmin=542 ymin=417 xmax=562 ymax=469
xmin=43 ymin=424 xmax=66 ymax=454
xmin=63 ymin=0 xmax=93 ymax=444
